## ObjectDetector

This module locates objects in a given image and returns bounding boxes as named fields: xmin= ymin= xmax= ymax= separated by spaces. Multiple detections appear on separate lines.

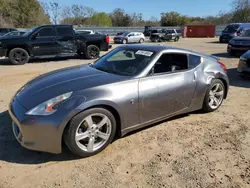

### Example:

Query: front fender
xmin=57 ymin=99 xmax=124 ymax=152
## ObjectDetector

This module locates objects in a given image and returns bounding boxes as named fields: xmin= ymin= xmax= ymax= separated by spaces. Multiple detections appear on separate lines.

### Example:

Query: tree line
xmin=0 ymin=0 xmax=249 ymax=28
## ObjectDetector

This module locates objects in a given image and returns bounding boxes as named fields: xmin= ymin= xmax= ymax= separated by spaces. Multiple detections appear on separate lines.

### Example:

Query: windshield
xmin=151 ymin=30 xmax=161 ymax=33
xmin=166 ymin=30 xmax=175 ymax=34
xmin=240 ymin=29 xmax=250 ymax=37
xmin=223 ymin=25 xmax=240 ymax=33
xmin=120 ymin=32 xmax=129 ymax=36
xmin=23 ymin=26 xmax=39 ymax=36
xmin=91 ymin=48 xmax=156 ymax=76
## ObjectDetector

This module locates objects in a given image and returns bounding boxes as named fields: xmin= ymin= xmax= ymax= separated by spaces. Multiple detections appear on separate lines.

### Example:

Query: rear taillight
xmin=218 ymin=60 xmax=227 ymax=72
xmin=105 ymin=36 xmax=110 ymax=44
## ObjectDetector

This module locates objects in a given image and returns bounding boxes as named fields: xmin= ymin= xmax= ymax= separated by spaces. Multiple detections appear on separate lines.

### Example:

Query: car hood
xmin=0 ymin=35 xmax=26 ymax=40
xmin=15 ymin=65 xmax=128 ymax=110
xmin=232 ymin=37 xmax=250 ymax=41
xmin=115 ymin=35 xmax=125 ymax=38
xmin=241 ymin=50 xmax=250 ymax=58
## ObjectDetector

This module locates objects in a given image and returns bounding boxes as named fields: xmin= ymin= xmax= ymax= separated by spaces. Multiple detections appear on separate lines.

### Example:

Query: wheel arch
xmin=7 ymin=46 xmax=30 ymax=56
xmin=217 ymin=77 xmax=229 ymax=99
xmin=60 ymin=103 xmax=123 ymax=149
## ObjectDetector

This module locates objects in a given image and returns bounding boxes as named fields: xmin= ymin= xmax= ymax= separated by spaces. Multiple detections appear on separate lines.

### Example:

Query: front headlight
xmin=26 ymin=92 xmax=73 ymax=116
xmin=229 ymin=40 xmax=235 ymax=45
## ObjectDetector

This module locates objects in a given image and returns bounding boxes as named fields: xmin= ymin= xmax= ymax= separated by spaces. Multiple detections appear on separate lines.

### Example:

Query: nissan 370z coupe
xmin=9 ymin=44 xmax=229 ymax=157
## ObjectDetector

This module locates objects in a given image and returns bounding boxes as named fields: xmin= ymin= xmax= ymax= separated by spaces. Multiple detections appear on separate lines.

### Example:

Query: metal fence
xmin=73 ymin=25 xmax=227 ymax=36
xmin=17 ymin=25 xmax=227 ymax=37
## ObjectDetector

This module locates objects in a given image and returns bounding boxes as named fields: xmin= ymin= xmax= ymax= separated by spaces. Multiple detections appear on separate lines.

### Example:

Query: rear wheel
xmin=174 ymin=36 xmax=179 ymax=42
xmin=8 ymin=48 xmax=29 ymax=65
xmin=139 ymin=38 xmax=144 ymax=43
xmin=202 ymin=79 xmax=225 ymax=112
xmin=85 ymin=45 xmax=100 ymax=59
xmin=64 ymin=108 xmax=117 ymax=157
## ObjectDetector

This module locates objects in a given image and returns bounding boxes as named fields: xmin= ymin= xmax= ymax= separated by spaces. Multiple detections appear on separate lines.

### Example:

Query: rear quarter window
xmin=189 ymin=54 xmax=201 ymax=69
xmin=56 ymin=27 xmax=74 ymax=37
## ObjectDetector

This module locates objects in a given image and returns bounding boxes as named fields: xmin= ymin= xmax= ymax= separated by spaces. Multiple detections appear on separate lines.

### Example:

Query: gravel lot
xmin=0 ymin=38 xmax=250 ymax=188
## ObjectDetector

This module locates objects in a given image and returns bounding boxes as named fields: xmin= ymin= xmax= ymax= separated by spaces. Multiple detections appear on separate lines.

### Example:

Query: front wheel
xmin=122 ymin=39 xmax=127 ymax=44
xmin=202 ymin=79 xmax=225 ymax=112
xmin=85 ymin=45 xmax=100 ymax=59
xmin=64 ymin=108 xmax=117 ymax=157
xmin=8 ymin=48 xmax=30 ymax=65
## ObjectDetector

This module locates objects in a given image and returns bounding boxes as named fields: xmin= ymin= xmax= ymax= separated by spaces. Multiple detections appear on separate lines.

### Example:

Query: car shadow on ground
xmin=227 ymin=68 xmax=250 ymax=88
xmin=206 ymin=41 xmax=224 ymax=44
xmin=0 ymin=55 xmax=89 ymax=66
xmin=0 ymin=110 xmax=81 ymax=164
xmin=211 ymin=52 xmax=240 ymax=58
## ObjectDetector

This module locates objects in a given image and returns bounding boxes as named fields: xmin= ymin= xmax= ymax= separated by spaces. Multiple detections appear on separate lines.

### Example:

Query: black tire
xmin=85 ymin=45 xmax=100 ymax=59
xmin=228 ymin=49 xmax=236 ymax=57
xmin=64 ymin=108 xmax=117 ymax=157
xmin=8 ymin=48 xmax=29 ymax=65
xmin=122 ymin=39 xmax=127 ymax=44
xmin=139 ymin=38 xmax=144 ymax=43
xmin=174 ymin=36 xmax=179 ymax=42
xmin=202 ymin=79 xmax=225 ymax=112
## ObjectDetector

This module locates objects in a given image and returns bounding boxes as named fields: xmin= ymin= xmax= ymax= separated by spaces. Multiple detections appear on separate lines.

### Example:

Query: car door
xmin=55 ymin=26 xmax=78 ymax=54
xmin=134 ymin=33 xmax=140 ymax=42
xmin=139 ymin=52 xmax=198 ymax=123
xmin=127 ymin=33 xmax=135 ymax=43
xmin=29 ymin=26 xmax=58 ymax=56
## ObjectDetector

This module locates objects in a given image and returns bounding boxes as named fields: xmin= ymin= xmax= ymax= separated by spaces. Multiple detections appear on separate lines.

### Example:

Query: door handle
xmin=193 ymin=71 xmax=197 ymax=82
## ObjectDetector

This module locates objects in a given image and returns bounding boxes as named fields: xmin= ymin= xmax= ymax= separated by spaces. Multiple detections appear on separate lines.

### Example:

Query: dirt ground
xmin=0 ymin=38 xmax=250 ymax=188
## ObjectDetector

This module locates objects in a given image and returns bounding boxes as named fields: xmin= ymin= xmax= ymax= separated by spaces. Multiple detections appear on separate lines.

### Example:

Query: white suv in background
xmin=114 ymin=32 xmax=145 ymax=44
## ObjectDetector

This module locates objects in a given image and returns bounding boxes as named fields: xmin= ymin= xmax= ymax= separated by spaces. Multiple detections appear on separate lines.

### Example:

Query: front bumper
xmin=9 ymin=98 xmax=63 ymax=154
xmin=227 ymin=44 xmax=250 ymax=54
xmin=220 ymin=35 xmax=232 ymax=42
xmin=238 ymin=59 xmax=250 ymax=76
xmin=114 ymin=38 xmax=122 ymax=43
xmin=0 ymin=47 xmax=7 ymax=57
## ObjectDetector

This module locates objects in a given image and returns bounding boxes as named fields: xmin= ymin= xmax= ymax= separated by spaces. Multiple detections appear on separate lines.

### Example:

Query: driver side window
xmin=35 ymin=27 xmax=56 ymax=38
xmin=151 ymin=53 xmax=188 ymax=75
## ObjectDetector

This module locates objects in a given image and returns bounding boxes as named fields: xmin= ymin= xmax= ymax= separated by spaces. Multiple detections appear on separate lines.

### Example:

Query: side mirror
xmin=128 ymin=35 xmax=131 ymax=37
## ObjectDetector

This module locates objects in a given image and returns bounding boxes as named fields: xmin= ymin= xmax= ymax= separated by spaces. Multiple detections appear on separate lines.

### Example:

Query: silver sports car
xmin=9 ymin=44 xmax=229 ymax=157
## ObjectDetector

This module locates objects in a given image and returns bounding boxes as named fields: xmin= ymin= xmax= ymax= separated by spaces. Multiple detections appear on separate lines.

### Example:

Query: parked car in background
xmin=75 ymin=29 xmax=102 ymax=35
xmin=150 ymin=29 xmax=180 ymax=42
xmin=1 ymin=31 xmax=26 ymax=37
xmin=114 ymin=32 xmax=145 ymax=44
xmin=143 ymin=26 xmax=152 ymax=36
xmin=0 ymin=28 xmax=18 ymax=36
xmin=0 ymin=24 xmax=111 ymax=65
xmin=220 ymin=23 xmax=250 ymax=43
xmin=227 ymin=29 xmax=250 ymax=56
xmin=238 ymin=50 xmax=250 ymax=78
xmin=9 ymin=44 xmax=229 ymax=157
xmin=116 ymin=31 xmax=126 ymax=36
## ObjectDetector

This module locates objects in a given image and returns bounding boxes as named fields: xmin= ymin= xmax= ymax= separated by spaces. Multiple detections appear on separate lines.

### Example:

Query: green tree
xmin=90 ymin=12 xmax=112 ymax=26
xmin=0 ymin=0 xmax=50 ymax=28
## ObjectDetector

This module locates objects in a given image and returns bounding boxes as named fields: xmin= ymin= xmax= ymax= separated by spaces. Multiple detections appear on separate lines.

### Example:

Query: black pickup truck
xmin=0 ymin=25 xmax=111 ymax=65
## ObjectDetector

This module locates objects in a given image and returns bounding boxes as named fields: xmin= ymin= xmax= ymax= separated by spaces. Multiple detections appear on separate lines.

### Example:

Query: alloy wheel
xmin=75 ymin=113 xmax=112 ymax=152
xmin=208 ymin=83 xmax=224 ymax=109
xmin=13 ymin=51 xmax=27 ymax=64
